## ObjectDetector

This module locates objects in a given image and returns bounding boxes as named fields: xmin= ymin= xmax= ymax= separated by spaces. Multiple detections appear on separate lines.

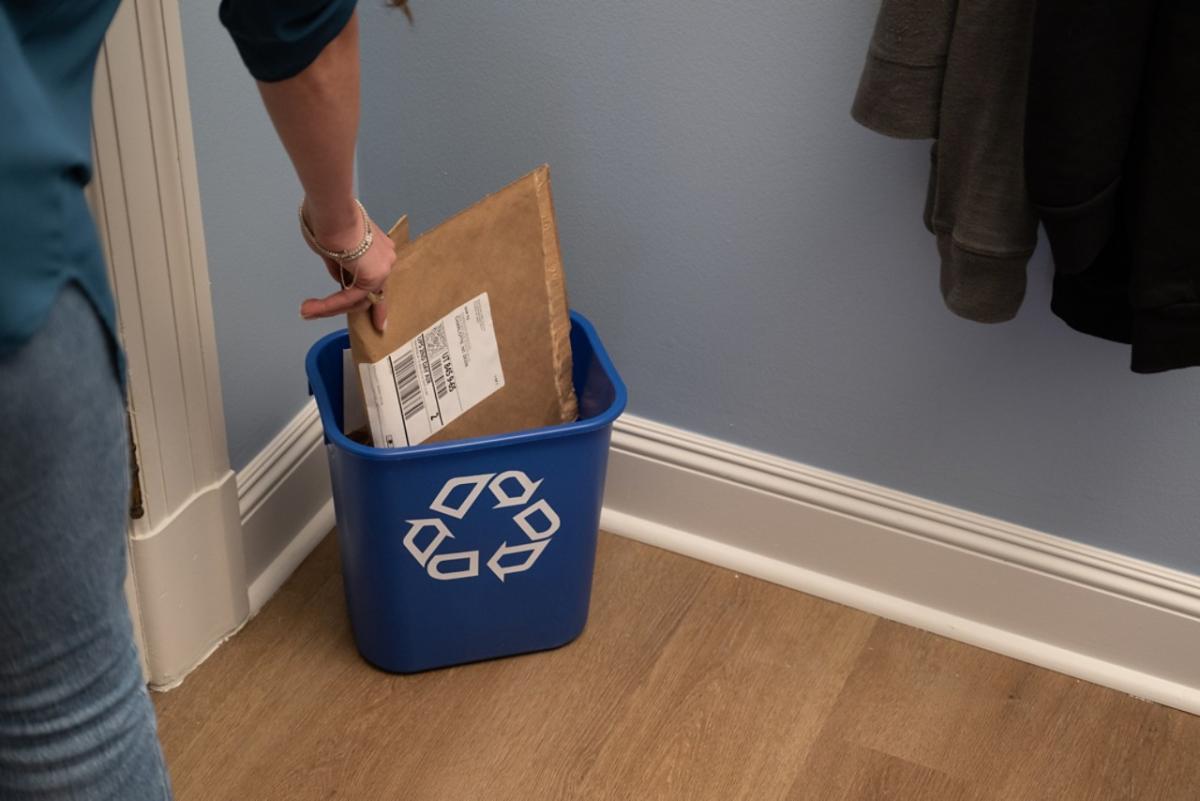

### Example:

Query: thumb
xmin=370 ymin=296 xmax=388 ymax=334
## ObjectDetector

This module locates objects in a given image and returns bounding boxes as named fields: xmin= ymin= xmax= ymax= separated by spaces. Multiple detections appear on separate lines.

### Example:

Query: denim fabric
xmin=0 ymin=285 xmax=172 ymax=800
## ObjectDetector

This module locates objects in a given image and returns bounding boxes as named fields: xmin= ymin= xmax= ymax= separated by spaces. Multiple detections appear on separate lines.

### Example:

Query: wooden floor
xmin=155 ymin=533 xmax=1200 ymax=801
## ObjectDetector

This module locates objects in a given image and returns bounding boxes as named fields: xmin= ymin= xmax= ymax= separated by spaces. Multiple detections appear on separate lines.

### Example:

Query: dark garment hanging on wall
xmin=852 ymin=0 xmax=1040 ymax=324
xmin=855 ymin=0 xmax=1200 ymax=373
xmin=1026 ymin=0 xmax=1200 ymax=373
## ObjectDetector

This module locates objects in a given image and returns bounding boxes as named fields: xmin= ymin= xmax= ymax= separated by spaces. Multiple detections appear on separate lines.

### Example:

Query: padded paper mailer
xmin=347 ymin=165 xmax=577 ymax=446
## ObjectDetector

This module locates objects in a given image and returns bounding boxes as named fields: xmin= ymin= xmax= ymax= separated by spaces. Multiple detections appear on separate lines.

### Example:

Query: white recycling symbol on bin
xmin=402 ymin=471 xmax=561 ymax=582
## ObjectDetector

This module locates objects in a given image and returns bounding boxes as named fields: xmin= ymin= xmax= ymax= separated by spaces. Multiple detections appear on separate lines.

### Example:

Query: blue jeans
xmin=0 ymin=286 xmax=173 ymax=799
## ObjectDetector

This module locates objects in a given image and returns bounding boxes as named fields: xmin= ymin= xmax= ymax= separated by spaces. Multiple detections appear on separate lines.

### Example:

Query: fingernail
xmin=381 ymin=319 xmax=388 ymax=332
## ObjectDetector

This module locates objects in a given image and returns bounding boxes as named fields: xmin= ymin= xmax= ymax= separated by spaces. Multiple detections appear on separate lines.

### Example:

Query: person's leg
xmin=0 ymin=285 xmax=172 ymax=800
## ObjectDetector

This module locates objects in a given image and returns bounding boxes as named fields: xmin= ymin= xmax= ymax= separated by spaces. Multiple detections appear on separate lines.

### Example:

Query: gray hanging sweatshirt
xmin=852 ymin=0 xmax=1039 ymax=323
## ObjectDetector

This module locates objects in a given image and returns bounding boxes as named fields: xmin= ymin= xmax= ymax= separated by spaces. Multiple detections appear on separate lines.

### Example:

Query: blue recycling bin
xmin=305 ymin=311 xmax=627 ymax=673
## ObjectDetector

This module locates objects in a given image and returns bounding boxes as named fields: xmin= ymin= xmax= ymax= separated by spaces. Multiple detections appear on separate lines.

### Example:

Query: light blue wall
xmin=358 ymin=0 xmax=1200 ymax=573
xmin=179 ymin=4 xmax=344 ymax=470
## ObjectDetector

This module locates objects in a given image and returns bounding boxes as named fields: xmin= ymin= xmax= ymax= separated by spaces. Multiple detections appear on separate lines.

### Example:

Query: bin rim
xmin=306 ymin=310 xmax=628 ymax=462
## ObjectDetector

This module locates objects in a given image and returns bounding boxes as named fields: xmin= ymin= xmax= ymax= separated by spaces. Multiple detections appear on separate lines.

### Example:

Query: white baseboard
xmin=247 ymin=498 xmax=335 ymax=614
xmin=602 ymin=415 xmax=1200 ymax=715
xmin=226 ymin=405 xmax=1200 ymax=714
xmin=237 ymin=399 xmax=335 ymax=615
xmin=147 ymin=402 xmax=332 ymax=691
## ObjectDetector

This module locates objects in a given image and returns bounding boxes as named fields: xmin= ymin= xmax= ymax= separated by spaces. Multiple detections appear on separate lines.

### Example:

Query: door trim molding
xmin=89 ymin=0 xmax=248 ymax=687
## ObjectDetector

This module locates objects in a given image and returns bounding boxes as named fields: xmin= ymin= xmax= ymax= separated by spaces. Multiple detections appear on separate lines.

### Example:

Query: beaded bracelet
xmin=298 ymin=199 xmax=374 ymax=287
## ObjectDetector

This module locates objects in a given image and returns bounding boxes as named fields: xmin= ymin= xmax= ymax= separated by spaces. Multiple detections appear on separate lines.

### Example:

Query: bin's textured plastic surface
xmin=306 ymin=312 xmax=627 ymax=673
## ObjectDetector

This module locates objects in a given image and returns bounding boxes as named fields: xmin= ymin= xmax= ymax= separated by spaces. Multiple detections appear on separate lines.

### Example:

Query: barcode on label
xmin=430 ymin=355 xmax=449 ymax=400
xmin=390 ymin=350 xmax=425 ymax=420
xmin=362 ymin=292 xmax=501 ymax=449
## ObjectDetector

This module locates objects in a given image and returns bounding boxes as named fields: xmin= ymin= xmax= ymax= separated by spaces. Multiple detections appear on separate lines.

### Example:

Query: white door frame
xmin=87 ymin=0 xmax=248 ymax=688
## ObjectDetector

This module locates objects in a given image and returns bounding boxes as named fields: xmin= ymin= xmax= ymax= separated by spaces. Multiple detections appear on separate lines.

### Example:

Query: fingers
xmin=370 ymin=295 xmax=388 ymax=333
xmin=300 ymin=286 xmax=372 ymax=320
xmin=301 ymin=211 xmax=396 ymax=329
xmin=347 ymin=252 xmax=392 ymax=292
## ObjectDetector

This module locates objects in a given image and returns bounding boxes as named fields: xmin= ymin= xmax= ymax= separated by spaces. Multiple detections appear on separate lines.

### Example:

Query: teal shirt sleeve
xmin=219 ymin=0 xmax=359 ymax=82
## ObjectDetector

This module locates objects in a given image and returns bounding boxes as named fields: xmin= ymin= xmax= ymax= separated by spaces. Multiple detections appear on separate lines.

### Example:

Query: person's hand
xmin=298 ymin=199 xmax=395 ymax=333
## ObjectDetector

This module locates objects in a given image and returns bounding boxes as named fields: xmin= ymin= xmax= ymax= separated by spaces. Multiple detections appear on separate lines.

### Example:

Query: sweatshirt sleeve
xmin=851 ymin=0 xmax=957 ymax=139
xmin=219 ymin=0 xmax=358 ymax=83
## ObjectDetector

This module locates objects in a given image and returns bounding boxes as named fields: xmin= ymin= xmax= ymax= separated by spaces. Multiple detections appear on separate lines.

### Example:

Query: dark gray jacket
xmin=852 ymin=0 xmax=1039 ymax=323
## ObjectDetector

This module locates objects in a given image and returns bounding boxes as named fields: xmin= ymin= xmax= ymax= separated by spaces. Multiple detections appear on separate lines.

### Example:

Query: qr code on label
xmin=425 ymin=322 xmax=448 ymax=356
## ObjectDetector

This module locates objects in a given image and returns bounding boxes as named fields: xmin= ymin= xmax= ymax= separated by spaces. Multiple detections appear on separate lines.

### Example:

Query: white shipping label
xmin=359 ymin=293 xmax=505 ymax=448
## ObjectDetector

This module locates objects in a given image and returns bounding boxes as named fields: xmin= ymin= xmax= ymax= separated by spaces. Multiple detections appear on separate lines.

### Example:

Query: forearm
xmin=236 ymin=5 xmax=391 ymax=330
xmin=256 ymin=12 xmax=361 ymax=247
